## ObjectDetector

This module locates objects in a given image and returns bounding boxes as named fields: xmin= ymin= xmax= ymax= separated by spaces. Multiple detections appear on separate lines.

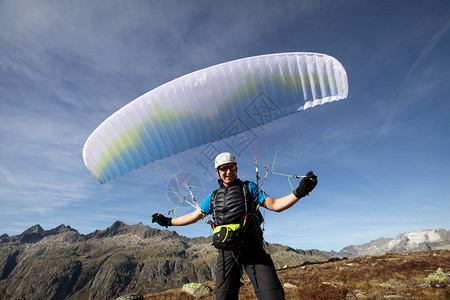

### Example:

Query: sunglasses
xmin=218 ymin=164 xmax=237 ymax=172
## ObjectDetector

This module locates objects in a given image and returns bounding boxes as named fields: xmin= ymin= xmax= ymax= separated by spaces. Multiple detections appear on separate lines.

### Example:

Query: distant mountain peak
xmin=48 ymin=224 xmax=77 ymax=235
xmin=333 ymin=228 xmax=450 ymax=258
xmin=22 ymin=224 xmax=44 ymax=235
xmin=388 ymin=229 xmax=443 ymax=249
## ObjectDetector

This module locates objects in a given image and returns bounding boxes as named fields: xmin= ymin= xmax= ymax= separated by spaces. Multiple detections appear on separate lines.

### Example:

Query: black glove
xmin=152 ymin=213 xmax=172 ymax=228
xmin=293 ymin=171 xmax=318 ymax=199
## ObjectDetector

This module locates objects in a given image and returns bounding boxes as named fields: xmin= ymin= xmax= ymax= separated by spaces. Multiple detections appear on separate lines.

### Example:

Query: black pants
xmin=215 ymin=245 xmax=285 ymax=300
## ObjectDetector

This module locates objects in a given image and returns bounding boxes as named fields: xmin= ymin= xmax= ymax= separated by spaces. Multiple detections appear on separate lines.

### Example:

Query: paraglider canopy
xmin=82 ymin=52 xmax=348 ymax=184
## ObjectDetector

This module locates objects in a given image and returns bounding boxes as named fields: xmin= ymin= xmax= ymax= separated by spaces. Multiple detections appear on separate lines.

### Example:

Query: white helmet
xmin=214 ymin=152 xmax=237 ymax=169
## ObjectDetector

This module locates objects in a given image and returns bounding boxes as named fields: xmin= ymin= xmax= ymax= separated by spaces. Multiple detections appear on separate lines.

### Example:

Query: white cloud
xmin=0 ymin=165 xmax=19 ymax=187
xmin=409 ymin=20 xmax=450 ymax=78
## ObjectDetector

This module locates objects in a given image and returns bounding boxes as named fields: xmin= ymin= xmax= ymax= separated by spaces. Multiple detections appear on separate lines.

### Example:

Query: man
xmin=152 ymin=152 xmax=317 ymax=300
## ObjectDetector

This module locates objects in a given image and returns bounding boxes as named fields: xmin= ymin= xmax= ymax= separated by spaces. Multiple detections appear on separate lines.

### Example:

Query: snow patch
xmin=388 ymin=239 xmax=400 ymax=249
xmin=387 ymin=229 xmax=442 ymax=250
xmin=405 ymin=230 xmax=442 ymax=245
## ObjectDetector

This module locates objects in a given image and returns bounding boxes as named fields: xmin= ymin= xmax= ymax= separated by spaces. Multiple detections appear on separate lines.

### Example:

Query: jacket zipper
xmin=222 ymin=187 xmax=228 ymax=224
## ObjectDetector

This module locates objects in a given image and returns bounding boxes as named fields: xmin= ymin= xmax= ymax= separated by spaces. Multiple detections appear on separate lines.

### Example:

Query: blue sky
xmin=1 ymin=0 xmax=449 ymax=252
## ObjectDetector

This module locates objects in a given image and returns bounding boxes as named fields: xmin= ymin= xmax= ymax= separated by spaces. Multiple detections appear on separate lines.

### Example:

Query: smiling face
xmin=216 ymin=163 xmax=238 ymax=187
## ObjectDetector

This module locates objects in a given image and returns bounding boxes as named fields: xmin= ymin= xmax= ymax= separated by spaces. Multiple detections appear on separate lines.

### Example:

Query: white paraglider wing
xmin=83 ymin=52 xmax=348 ymax=183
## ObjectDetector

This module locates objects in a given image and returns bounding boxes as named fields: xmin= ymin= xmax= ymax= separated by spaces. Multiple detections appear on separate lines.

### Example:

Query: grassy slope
xmin=144 ymin=250 xmax=450 ymax=299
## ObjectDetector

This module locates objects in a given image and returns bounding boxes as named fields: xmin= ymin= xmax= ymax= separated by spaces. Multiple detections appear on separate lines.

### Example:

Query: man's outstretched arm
xmin=172 ymin=209 xmax=204 ymax=226
xmin=152 ymin=209 xmax=204 ymax=227
xmin=263 ymin=193 xmax=300 ymax=213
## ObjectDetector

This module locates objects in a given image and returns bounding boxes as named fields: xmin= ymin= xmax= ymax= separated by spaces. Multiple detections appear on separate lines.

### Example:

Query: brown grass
xmin=144 ymin=250 xmax=450 ymax=299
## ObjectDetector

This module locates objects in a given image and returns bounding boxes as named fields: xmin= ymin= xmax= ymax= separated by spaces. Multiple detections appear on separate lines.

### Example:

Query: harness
xmin=210 ymin=179 xmax=263 ymax=250
xmin=211 ymin=180 xmax=256 ymax=223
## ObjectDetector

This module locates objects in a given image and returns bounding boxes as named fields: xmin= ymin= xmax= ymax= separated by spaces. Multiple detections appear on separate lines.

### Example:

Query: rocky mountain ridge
xmin=326 ymin=228 xmax=450 ymax=258
xmin=0 ymin=221 xmax=327 ymax=300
